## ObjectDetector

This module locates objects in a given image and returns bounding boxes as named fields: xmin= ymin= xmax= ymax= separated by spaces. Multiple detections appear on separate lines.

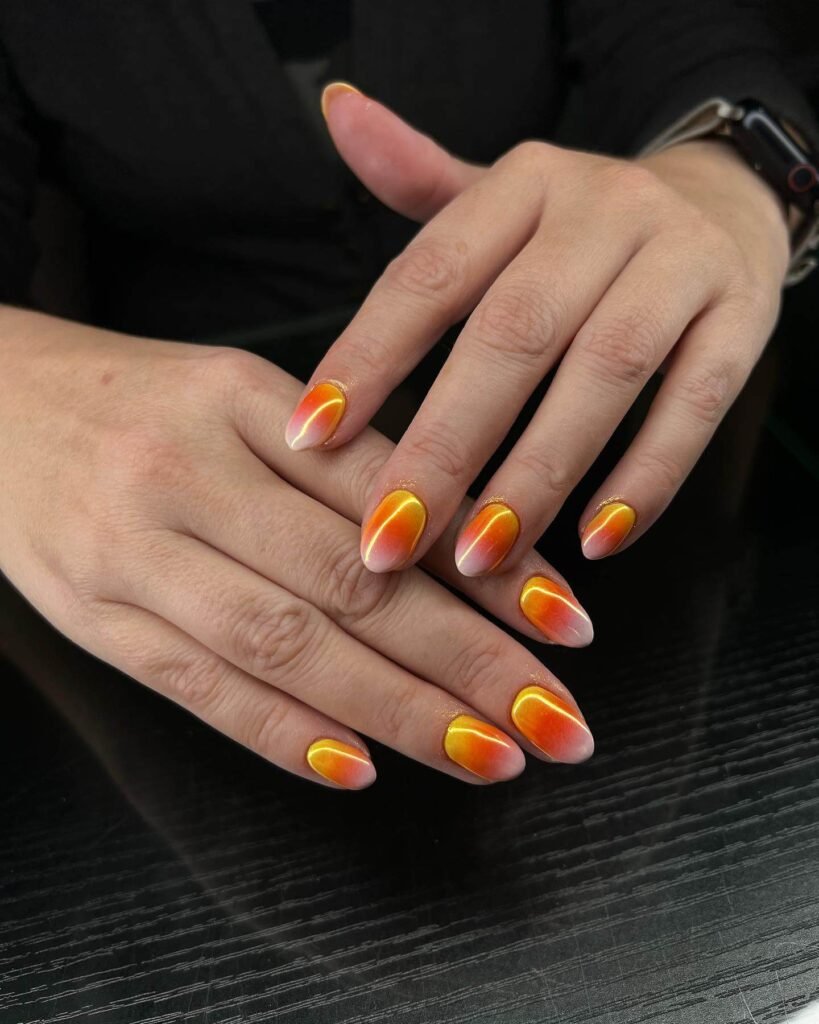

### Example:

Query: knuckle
xmin=512 ymin=443 xmax=573 ymax=498
xmin=244 ymin=698 xmax=294 ymax=756
xmin=164 ymin=655 xmax=227 ymax=713
xmin=632 ymin=443 xmax=686 ymax=493
xmin=403 ymin=423 xmax=470 ymax=480
xmin=505 ymin=139 xmax=552 ymax=170
xmin=347 ymin=443 xmax=389 ymax=507
xmin=195 ymin=346 xmax=266 ymax=394
xmin=323 ymin=541 xmax=396 ymax=623
xmin=445 ymin=632 xmax=506 ymax=698
xmin=579 ymin=307 xmax=661 ymax=386
xmin=600 ymin=160 xmax=665 ymax=203
xmin=229 ymin=596 xmax=316 ymax=680
xmin=472 ymin=283 xmax=564 ymax=364
xmin=371 ymin=681 xmax=417 ymax=744
xmin=334 ymin=329 xmax=395 ymax=379
xmin=386 ymin=239 xmax=464 ymax=302
xmin=674 ymin=362 xmax=736 ymax=424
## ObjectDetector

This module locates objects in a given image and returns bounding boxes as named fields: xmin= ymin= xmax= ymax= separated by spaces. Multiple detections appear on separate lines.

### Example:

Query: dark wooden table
xmin=1 ymin=298 xmax=818 ymax=1024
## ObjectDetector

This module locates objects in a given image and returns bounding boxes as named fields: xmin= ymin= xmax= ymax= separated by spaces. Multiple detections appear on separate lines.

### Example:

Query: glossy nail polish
xmin=444 ymin=714 xmax=525 ymax=781
xmin=581 ymin=501 xmax=636 ymax=559
xmin=306 ymin=739 xmax=376 ymax=789
xmin=519 ymin=576 xmax=594 ymax=647
xmin=285 ymin=381 xmax=346 ymax=451
xmin=455 ymin=502 xmax=520 ymax=577
xmin=320 ymin=81 xmax=362 ymax=120
xmin=511 ymin=686 xmax=594 ymax=763
xmin=360 ymin=489 xmax=427 ymax=572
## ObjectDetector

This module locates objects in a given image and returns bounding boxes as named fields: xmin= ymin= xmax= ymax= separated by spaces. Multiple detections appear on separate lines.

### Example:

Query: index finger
xmin=238 ymin=364 xmax=594 ymax=648
xmin=284 ymin=148 xmax=543 ymax=452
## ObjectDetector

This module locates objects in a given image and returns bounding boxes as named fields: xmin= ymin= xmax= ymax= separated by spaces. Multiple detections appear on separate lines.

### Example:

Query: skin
xmin=0 ymin=307 xmax=592 ymax=789
xmin=299 ymin=85 xmax=790 ymax=575
xmin=1 ymin=89 xmax=791 ymax=789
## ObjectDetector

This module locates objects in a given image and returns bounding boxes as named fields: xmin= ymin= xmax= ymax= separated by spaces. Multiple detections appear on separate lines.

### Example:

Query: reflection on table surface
xmin=1 ymin=308 xmax=818 ymax=1024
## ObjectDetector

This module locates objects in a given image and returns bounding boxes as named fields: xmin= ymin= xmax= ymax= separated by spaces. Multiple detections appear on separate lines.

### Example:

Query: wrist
xmin=639 ymin=137 xmax=791 ymax=279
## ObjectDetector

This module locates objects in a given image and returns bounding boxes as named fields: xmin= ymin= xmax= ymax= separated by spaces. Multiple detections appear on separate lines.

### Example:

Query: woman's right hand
xmin=0 ymin=307 xmax=594 ymax=788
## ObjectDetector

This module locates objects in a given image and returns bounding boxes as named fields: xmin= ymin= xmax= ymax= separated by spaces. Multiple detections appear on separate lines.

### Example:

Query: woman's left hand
xmin=287 ymin=84 xmax=790 ymax=576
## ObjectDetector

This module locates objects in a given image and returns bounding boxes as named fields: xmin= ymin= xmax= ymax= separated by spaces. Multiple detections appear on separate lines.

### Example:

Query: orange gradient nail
xmin=444 ymin=715 xmax=524 ymax=781
xmin=285 ymin=381 xmax=346 ymax=451
xmin=519 ymin=576 xmax=594 ymax=647
xmin=306 ymin=739 xmax=376 ymax=789
xmin=581 ymin=501 xmax=636 ymax=559
xmin=360 ymin=489 xmax=427 ymax=572
xmin=455 ymin=502 xmax=520 ymax=577
xmin=320 ymin=81 xmax=362 ymax=120
xmin=511 ymin=686 xmax=594 ymax=763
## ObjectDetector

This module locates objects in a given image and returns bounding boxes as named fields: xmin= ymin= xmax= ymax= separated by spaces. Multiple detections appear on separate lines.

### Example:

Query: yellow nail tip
xmin=443 ymin=714 xmax=523 ymax=781
xmin=455 ymin=502 xmax=520 ymax=576
xmin=285 ymin=381 xmax=346 ymax=450
xmin=581 ymin=501 xmax=637 ymax=559
xmin=518 ymin=577 xmax=594 ymax=647
xmin=510 ymin=686 xmax=594 ymax=763
xmin=320 ymin=81 xmax=362 ymax=120
xmin=361 ymin=489 xmax=427 ymax=572
xmin=306 ymin=739 xmax=375 ymax=789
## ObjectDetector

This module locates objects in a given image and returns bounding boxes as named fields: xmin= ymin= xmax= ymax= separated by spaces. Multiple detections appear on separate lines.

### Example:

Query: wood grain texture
xmin=1 ymin=329 xmax=818 ymax=1024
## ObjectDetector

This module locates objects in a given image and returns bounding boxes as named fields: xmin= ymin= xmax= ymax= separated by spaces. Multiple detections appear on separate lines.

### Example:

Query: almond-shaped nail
xmin=511 ymin=686 xmax=594 ymax=763
xmin=285 ymin=381 xmax=346 ymax=451
xmin=360 ymin=489 xmax=427 ymax=572
xmin=455 ymin=502 xmax=520 ymax=577
xmin=581 ymin=501 xmax=636 ymax=559
xmin=519 ymin=576 xmax=594 ymax=647
xmin=306 ymin=739 xmax=376 ymax=789
xmin=444 ymin=714 xmax=525 ymax=781
xmin=320 ymin=81 xmax=362 ymax=120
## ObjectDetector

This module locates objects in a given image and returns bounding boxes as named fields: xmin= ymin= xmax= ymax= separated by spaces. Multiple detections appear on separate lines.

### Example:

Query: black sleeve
xmin=0 ymin=43 xmax=38 ymax=304
xmin=562 ymin=0 xmax=819 ymax=156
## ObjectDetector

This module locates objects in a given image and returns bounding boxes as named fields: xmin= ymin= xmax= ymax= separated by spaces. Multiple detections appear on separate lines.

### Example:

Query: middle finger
xmin=186 ymin=452 xmax=595 ymax=763
xmin=358 ymin=211 xmax=638 ymax=573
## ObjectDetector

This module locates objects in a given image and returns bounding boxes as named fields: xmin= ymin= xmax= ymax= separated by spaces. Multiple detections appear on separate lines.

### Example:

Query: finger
xmin=358 ymin=210 xmax=641 ymax=573
xmin=86 ymin=600 xmax=377 ymax=790
xmin=284 ymin=146 xmax=545 ymax=454
xmin=321 ymin=82 xmax=483 ymax=221
xmin=578 ymin=298 xmax=774 ymax=557
xmin=119 ymin=533 xmax=526 ymax=784
xmin=235 ymin=362 xmax=594 ymax=647
xmin=459 ymin=236 xmax=718 ymax=573
xmin=181 ymin=451 xmax=594 ymax=759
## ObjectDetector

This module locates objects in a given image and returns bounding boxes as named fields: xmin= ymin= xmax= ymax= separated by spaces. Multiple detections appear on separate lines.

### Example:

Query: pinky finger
xmin=579 ymin=302 xmax=769 ymax=559
xmin=88 ymin=600 xmax=376 ymax=790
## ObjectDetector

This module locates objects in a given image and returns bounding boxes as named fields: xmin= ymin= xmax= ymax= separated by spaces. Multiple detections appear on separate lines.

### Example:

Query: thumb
xmin=321 ymin=82 xmax=485 ymax=223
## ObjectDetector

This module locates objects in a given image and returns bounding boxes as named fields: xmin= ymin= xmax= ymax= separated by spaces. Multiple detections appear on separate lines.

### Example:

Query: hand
xmin=0 ymin=308 xmax=595 ymax=790
xmin=289 ymin=84 xmax=790 ymax=575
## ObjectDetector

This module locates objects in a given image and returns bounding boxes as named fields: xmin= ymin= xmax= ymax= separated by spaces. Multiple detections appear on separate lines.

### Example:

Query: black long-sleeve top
xmin=0 ymin=0 xmax=816 ymax=341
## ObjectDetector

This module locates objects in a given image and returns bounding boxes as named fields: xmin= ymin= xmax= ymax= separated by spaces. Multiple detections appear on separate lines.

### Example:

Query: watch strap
xmin=638 ymin=97 xmax=819 ymax=286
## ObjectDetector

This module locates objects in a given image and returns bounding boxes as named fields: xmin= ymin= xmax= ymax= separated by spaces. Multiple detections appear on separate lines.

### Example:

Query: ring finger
xmin=458 ymin=236 xmax=720 ymax=572
xmin=181 ymin=454 xmax=595 ymax=761
xmin=117 ymin=532 xmax=528 ymax=784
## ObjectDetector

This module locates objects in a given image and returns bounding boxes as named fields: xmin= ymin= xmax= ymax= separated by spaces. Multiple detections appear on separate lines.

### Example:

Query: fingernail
xmin=455 ymin=502 xmax=520 ymax=577
xmin=511 ymin=686 xmax=594 ymax=763
xmin=581 ymin=501 xmax=636 ymax=559
xmin=519 ymin=576 xmax=594 ymax=647
xmin=361 ymin=489 xmax=427 ymax=572
xmin=320 ymin=81 xmax=362 ymax=120
xmin=285 ymin=381 xmax=346 ymax=451
xmin=444 ymin=714 xmax=525 ymax=781
xmin=306 ymin=739 xmax=376 ymax=789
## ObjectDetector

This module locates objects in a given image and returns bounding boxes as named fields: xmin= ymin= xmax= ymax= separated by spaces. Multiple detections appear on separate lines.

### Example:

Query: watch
xmin=639 ymin=97 xmax=819 ymax=286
